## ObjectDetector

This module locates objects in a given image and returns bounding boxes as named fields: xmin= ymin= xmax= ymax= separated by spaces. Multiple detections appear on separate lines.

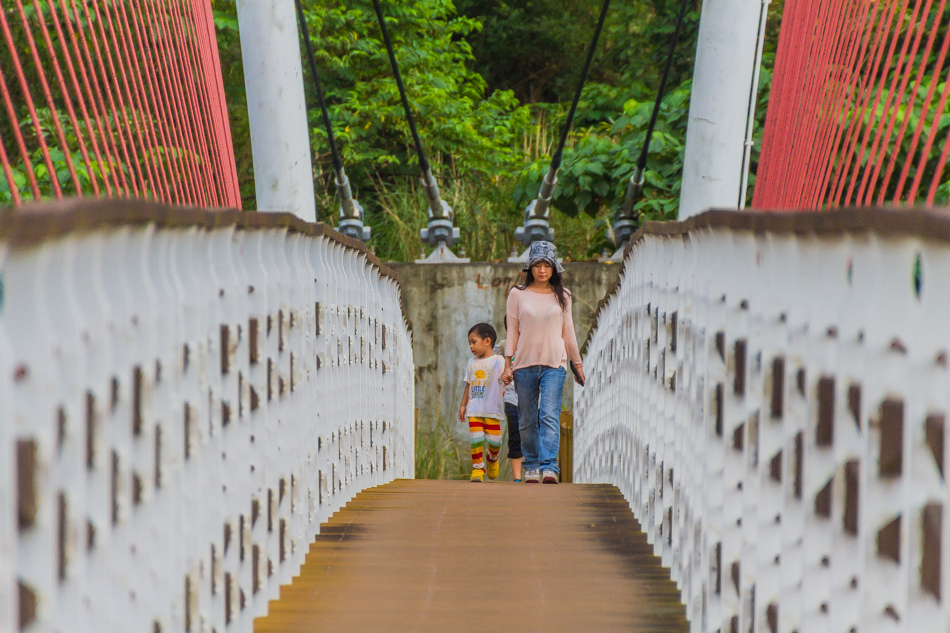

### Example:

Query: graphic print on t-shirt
xmin=471 ymin=368 xmax=488 ymax=399
xmin=463 ymin=355 xmax=505 ymax=420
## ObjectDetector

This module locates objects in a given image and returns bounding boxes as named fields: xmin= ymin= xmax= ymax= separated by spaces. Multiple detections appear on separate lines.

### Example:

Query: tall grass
xmin=415 ymin=414 xmax=467 ymax=480
xmin=415 ymin=412 xmax=529 ymax=481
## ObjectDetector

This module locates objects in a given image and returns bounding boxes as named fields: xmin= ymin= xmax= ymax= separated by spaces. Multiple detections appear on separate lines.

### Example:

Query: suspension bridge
xmin=0 ymin=1 xmax=949 ymax=632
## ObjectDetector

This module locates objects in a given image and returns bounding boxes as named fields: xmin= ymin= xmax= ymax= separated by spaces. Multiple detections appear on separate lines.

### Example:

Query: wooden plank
xmin=255 ymin=479 xmax=688 ymax=633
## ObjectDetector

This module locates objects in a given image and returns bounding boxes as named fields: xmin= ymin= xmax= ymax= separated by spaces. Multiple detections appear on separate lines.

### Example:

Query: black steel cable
xmin=371 ymin=0 xmax=430 ymax=174
xmin=636 ymin=0 xmax=691 ymax=175
xmin=550 ymin=0 xmax=612 ymax=171
xmin=294 ymin=0 xmax=344 ymax=175
xmin=615 ymin=0 xmax=691 ymax=245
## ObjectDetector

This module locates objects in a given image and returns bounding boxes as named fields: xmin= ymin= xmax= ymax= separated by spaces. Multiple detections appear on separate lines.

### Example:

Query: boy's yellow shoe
xmin=470 ymin=468 xmax=485 ymax=482
xmin=486 ymin=458 xmax=499 ymax=480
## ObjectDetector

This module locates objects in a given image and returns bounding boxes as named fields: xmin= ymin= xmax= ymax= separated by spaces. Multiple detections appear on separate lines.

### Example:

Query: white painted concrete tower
xmin=236 ymin=0 xmax=316 ymax=221
xmin=678 ymin=0 xmax=766 ymax=219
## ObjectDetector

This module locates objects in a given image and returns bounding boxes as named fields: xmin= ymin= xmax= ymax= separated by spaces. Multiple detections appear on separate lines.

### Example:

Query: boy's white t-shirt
xmin=462 ymin=354 xmax=505 ymax=420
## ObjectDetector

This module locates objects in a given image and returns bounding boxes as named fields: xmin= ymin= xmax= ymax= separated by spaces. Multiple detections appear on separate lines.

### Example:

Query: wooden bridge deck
xmin=254 ymin=479 xmax=688 ymax=632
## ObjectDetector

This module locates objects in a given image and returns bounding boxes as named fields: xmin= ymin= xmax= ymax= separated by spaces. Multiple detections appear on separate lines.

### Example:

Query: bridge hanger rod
xmin=372 ymin=0 xmax=460 ymax=255
xmin=517 ymin=0 xmax=611 ymax=246
xmin=294 ymin=0 xmax=370 ymax=241
xmin=614 ymin=0 xmax=692 ymax=252
xmin=371 ymin=0 xmax=430 ymax=182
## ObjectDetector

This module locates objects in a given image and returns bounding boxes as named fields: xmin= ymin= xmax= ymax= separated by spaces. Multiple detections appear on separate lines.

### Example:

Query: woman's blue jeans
xmin=513 ymin=365 xmax=566 ymax=474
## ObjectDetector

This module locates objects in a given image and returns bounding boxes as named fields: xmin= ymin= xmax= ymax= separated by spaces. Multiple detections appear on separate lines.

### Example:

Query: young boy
xmin=458 ymin=323 xmax=506 ymax=482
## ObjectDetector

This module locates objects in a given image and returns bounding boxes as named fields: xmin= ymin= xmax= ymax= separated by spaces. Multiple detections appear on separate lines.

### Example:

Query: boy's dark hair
xmin=468 ymin=322 xmax=497 ymax=346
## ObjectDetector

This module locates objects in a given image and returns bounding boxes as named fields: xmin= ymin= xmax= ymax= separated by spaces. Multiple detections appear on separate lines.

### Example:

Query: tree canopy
xmin=210 ymin=0 xmax=750 ymax=261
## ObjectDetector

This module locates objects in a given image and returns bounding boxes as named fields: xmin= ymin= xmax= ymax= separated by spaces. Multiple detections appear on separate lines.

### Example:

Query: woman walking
xmin=502 ymin=241 xmax=585 ymax=484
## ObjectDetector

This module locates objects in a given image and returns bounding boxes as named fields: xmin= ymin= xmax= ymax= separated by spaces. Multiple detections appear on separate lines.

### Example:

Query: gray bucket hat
xmin=522 ymin=240 xmax=565 ymax=273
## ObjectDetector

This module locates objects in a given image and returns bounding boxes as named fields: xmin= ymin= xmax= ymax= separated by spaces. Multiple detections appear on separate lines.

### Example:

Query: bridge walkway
xmin=254 ymin=479 xmax=687 ymax=632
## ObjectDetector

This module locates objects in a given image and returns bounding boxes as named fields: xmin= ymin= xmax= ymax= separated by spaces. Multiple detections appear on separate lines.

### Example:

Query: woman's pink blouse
xmin=504 ymin=286 xmax=582 ymax=370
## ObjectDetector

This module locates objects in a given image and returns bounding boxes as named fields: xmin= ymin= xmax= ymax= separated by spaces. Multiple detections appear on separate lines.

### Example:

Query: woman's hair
xmin=516 ymin=263 xmax=569 ymax=311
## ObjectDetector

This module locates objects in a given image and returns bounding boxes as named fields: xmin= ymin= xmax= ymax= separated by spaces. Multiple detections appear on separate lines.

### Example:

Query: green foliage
xmin=211 ymin=0 xmax=620 ymax=259
xmin=512 ymin=83 xmax=691 ymax=223
xmin=264 ymin=0 xmax=705 ymax=253
xmin=207 ymin=0 xmax=712 ymax=254
xmin=364 ymin=166 xmax=613 ymax=262
xmin=454 ymin=0 xmax=701 ymax=105
xmin=0 ymin=106 xmax=136 ymax=204
xmin=294 ymin=0 xmax=531 ymax=196
xmin=212 ymin=0 xmax=256 ymax=208
xmin=829 ymin=81 xmax=950 ymax=205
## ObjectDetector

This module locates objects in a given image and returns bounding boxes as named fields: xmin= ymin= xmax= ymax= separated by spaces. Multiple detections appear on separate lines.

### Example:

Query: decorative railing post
xmin=0 ymin=201 xmax=414 ymax=633
xmin=576 ymin=208 xmax=950 ymax=633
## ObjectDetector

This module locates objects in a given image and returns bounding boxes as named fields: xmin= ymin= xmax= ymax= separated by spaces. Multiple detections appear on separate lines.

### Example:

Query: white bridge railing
xmin=575 ymin=209 xmax=950 ymax=633
xmin=0 ymin=201 xmax=414 ymax=633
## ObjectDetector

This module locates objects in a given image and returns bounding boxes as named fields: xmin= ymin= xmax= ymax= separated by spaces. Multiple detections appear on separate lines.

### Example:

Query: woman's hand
xmin=573 ymin=363 xmax=586 ymax=386
xmin=501 ymin=367 xmax=513 ymax=386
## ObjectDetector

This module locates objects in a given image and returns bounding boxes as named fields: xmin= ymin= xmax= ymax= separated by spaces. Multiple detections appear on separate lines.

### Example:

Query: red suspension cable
xmin=0 ymin=6 xmax=63 ymax=199
xmin=832 ymin=0 xmax=899 ymax=206
xmin=120 ymin=0 xmax=184 ymax=205
xmin=894 ymin=0 xmax=950 ymax=202
xmin=0 ymin=61 xmax=41 ymax=199
xmin=157 ymin=0 xmax=211 ymax=207
xmin=29 ymin=0 xmax=100 ymax=196
xmin=141 ymin=0 xmax=202 ymax=204
xmin=12 ymin=0 xmax=83 ymax=196
xmin=0 ymin=126 xmax=20 ymax=204
xmin=824 ymin=0 xmax=883 ymax=207
xmin=45 ymin=0 xmax=112 ymax=196
xmin=60 ymin=0 xmax=130 ymax=196
xmin=853 ymin=0 xmax=918 ymax=205
xmin=105 ymin=0 xmax=173 ymax=202
xmin=808 ymin=0 xmax=872 ymax=207
xmin=0 ymin=0 xmax=240 ymax=208
xmin=866 ymin=0 xmax=934 ymax=204
xmin=753 ymin=0 xmax=950 ymax=209
xmin=195 ymin=0 xmax=241 ymax=207
xmin=173 ymin=0 xmax=222 ymax=207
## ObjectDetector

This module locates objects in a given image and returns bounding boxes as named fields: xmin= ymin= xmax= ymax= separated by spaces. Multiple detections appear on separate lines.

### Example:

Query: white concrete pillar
xmin=236 ymin=0 xmax=316 ymax=221
xmin=678 ymin=0 xmax=765 ymax=219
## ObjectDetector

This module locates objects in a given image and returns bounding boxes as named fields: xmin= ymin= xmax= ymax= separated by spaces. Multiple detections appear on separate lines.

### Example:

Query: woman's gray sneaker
xmin=541 ymin=470 xmax=559 ymax=484
xmin=523 ymin=469 xmax=541 ymax=483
